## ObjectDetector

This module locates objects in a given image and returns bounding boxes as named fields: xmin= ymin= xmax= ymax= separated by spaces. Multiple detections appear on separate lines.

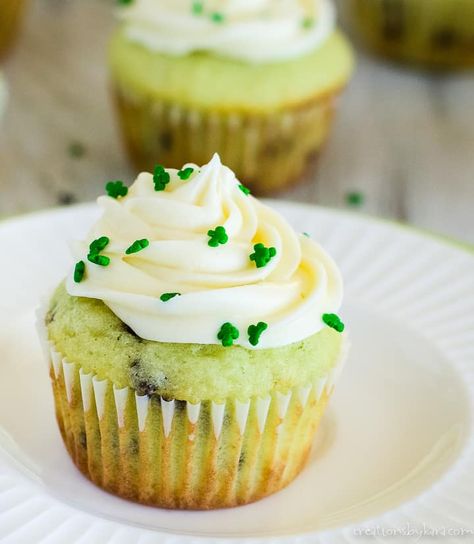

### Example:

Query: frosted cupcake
xmin=109 ymin=0 xmax=354 ymax=194
xmin=342 ymin=0 xmax=474 ymax=69
xmin=40 ymin=155 xmax=348 ymax=509
xmin=0 ymin=0 xmax=26 ymax=59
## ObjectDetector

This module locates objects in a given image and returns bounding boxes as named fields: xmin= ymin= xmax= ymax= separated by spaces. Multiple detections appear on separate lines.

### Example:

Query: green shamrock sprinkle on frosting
xmin=192 ymin=1 xmax=203 ymax=15
xmin=208 ymin=226 xmax=229 ymax=247
xmin=160 ymin=292 xmax=181 ymax=302
xmin=302 ymin=17 xmax=315 ymax=29
xmin=322 ymin=313 xmax=345 ymax=333
xmin=239 ymin=184 xmax=251 ymax=196
xmin=303 ymin=232 xmax=310 ymax=237
xmin=87 ymin=253 xmax=110 ymax=267
xmin=211 ymin=12 xmax=225 ymax=23
xmin=250 ymin=243 xmax=277 ymax=268
xmin=217 ymin=322 xmax=239 ymax=347
xmin=73 ymin=260 xmax=85 ymax=283
xmin=153 ymin=165 xmax=171 ymax=191
xmin=125 ymin=239 xmax=149 ymax=255
xmin=87 ymin=236 xmax=110 ymax=267
xmin=248 ymin=322 xmax=268 ymax=346
xmin=106 ymin=180 xmax=128 ymax=199
xmin=89 ymin=236 xmax=110 ymax=255
xmin=178 ymin=167 xmax=194 ymax=180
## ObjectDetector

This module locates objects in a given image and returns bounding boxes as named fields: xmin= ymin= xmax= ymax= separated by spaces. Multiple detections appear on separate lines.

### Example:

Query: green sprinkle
xmin=250 ymin=243 xmax=277 ymax=268
xmin=303 ymin=232 xmax=310 ymax=238
xmin=153 ymin=165 xmax=171 ymax=191
xmin=238 ymin=184 xmax=251 ymax=196
xmin=346 ymin=191 xmax=365 ymax=207
xmin=178 ymin=167 xmax=194 ymax=180
xmin=125 ymin=239 xmax=149 ymax=255
xmin=208 ymin=226 xmax=228 ymax=247
xmin=217 ymin=322 xmax=239 ymax=347
xmin=248 ymin=322 xmax=268 ymax=346
xmin=106 ymin=180 xmax=128 ymax=199
xmin=89 ymin=236 xmax=110 ymax=255
xmin=322 ymin=313 xmax=345 ymax=333
xmin=87 ymin=253 xmax=110 ymax=267
xmin=74 ymin=260 xmax=85 ymax=283
xmin=191 ymin=1 xmax=203 ymax=15
xmin=160 ymin=292 xmax=181 ymax=302
xmin=211 ymin=12 xmax=225 ymax=23
xmin=302 ymin=17 xmax=315 ymax=29
xmin=117 ymin=0 xmax=133 ymax=5
xmin=68 ymin=141 xmax=86 ymax=159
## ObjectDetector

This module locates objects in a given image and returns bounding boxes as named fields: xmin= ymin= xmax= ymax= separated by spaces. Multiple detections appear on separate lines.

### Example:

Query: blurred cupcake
xmin=342 ymin=0 xmax=474 ymax=69
xmin=0 ymin=0 xmax=26 ymax=59
xmin=40 ymin=155 xmax=348 ymax=509
xmin=109 ymin=0 xmax=354 ymax=194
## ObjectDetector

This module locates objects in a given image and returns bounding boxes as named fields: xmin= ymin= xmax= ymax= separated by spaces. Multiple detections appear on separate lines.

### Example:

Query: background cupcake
xmin=109 ymin=0 xmax=354 ymax=194
xmin=0 ymin=0 xmax=26 ymax=59
xmin=41 ymin=155 xmax=348 ymax=509
xmin=341 ymin=0 xmax=474 ymax=69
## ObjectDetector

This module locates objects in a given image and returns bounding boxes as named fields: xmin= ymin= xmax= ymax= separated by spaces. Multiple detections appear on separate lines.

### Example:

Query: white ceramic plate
xmin=0 ymin=202 xmax=473 ymax=544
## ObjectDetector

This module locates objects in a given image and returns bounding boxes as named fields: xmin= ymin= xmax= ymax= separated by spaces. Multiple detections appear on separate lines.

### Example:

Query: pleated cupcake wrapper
xmin=345 ymin=0 xmax=474 ymax=68
xmin=0 ymin=0 xmax=25 ymax=59
xmin=112 ymin=82 xmax=338 ymax=194
xmin=46 ymin=342 xmax=348 ymax=439
xmin=38 ymin=306 xmax=348 ymax=508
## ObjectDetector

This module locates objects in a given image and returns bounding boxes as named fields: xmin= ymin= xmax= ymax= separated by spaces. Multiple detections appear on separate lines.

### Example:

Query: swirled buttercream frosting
xmin=118 ymin=0 xmax=336 ymax=63
xmin=66 ymin=154 xmax=343 ymax=349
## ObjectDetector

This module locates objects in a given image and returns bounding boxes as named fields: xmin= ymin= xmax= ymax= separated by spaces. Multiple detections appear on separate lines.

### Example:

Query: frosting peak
xmin=118 ymin=0 xmax=336 ymax=63
xmin=66 ymin=154 xmax=343 ymax=349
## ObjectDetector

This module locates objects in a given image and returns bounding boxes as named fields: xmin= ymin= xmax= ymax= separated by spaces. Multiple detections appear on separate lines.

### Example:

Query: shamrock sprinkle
xmin=239 ymin=183 xmax=251 ymax=196
xmin=153 ymin=165 xmax=171 ymax=191
xmin=117 ymin=0 xmax=133 ymax=5
xmin=88 ymin=236 xmax=110 ymax=267
xmin=248 ymin=322 xmax=268 ymax=347
xmin=126 ymin=239 xmax=149 ymax=255
xmin=346 ymin=191 xmax=365 ymax=207
xmin=208 ymin=226 xmax=229 ymax=247
xmin=74 ymin=260 xmax=85 ymax=283
xmin=249 ymin=243 xmax=277 ymax=268
xmin=302 ymin=17 xmax=315 ymax=29
xmin=178 ymin=167 xmax=194 ymax=180
xmin=322 ymin=313 xmax=345 ymax=333
xmin=160 ymin=292 xmax=181 ymax=302
xmin=89 ymin=236 xmax=110 ymax=255
xmin=211 ymin=12 xmax=225 ymax=23
xmin=106 ymin=180 xmax=128 ymax=199
xmin=192 ymin=1 xmax=203 ymax=15
xmin=87 ymin=253 xmax=110 ymax=267
xmin=68 ymin=141 xmax=86 ymax=159
xmin=217 ymin=322 xmax=239 ymax=347
xmin=303 ymin=232 xmax=310 ymax=238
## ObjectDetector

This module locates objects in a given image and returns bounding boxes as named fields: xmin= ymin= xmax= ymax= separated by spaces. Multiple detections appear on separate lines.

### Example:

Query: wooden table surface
xmin=1 ymin=0 xmax=473 ymax=244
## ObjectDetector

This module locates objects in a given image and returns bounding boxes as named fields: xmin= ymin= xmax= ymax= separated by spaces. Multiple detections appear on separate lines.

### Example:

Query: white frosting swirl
xmin=66 ymin=155 xmax=343 ymax=349
xmin=118 ymin=0 xmax=336 ymax=63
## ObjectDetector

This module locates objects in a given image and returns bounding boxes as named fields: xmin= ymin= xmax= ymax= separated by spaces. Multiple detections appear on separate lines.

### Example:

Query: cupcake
xmin=39 ymin=155 xmax=348 ymax=509
xmin=0 ymin=0 xmax=26 ymax=59
xmin=341 ymin=0 xmax=474 ymax=69
xmin=109 ymin=1 xmax=354 ymax=194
